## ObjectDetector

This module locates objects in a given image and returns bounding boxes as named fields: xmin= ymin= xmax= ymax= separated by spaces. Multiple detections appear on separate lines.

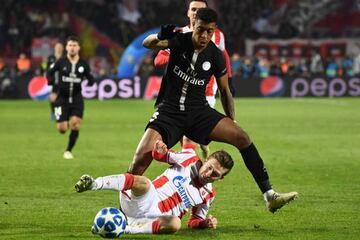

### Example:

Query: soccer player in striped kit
xmin=130 ymin=7 xmax=298 ymax=213
xmin=75 ymin=140 xmax=234 ymax=234
xmin=154 ymin=0 xmax=234 ymax=159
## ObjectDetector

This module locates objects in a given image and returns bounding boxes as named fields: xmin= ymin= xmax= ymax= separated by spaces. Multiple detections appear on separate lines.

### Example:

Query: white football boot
xmin=63 ymin=151 xmax=74 ymax=159
xmin=266 ymin=191 xmax=298 ymax=213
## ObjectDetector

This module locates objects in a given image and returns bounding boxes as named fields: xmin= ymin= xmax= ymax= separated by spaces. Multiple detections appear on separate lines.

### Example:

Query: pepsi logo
xmin=260 ymin=76 xmax=285 ymax=97
xmin=28 ymin=76 xmax=51 ymax=100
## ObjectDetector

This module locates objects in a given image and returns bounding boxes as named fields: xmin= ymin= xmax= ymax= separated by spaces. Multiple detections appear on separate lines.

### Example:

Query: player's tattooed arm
xmin=143 ymin=34 xmax=169 ymax=50
xmin=217 ymin=74 xmax=235 ymax=120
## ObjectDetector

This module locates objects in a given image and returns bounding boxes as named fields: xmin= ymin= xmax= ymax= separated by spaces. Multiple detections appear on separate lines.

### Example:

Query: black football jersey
xmin=46 ymin=56 xmax=94 ymax=103
xmin=156 ymin=32 xmax=226 ymax=111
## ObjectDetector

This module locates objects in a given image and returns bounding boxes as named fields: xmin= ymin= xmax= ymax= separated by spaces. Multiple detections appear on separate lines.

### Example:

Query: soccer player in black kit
xmin=47 ymin=42 xmax=64 ymax=120
xmin=129 ymin=8 xmax=298 ymax=213
xmin=46 ymin=36 xmax=94 ymax=159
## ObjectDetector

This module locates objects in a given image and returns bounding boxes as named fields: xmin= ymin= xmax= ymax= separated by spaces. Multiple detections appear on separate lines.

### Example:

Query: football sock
xmin=50 ymin=102 xmax=55 ymax=113
xmin=240 ymin=143 xmax=272 ymax=193
xmin=126 ymin=219 xmax=160 ymax=234
xmin=93 ymin=173 xmax=134 ymax=191
xmin=66 ymin=130 xmax=79 ymax=152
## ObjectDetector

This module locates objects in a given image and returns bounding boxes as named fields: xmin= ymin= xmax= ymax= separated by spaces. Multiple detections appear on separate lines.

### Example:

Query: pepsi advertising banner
xmin=5 ymin=75 xmax=360 ymax=100
xmin=234 ymin=76 xmax=360 ymax=98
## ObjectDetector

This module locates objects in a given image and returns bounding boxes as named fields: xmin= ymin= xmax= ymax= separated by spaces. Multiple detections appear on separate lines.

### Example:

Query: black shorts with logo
xmin=54 ymin=96 xmax=84 ymax=122
xmin=146 ymin=104 xmax=226 ymax=148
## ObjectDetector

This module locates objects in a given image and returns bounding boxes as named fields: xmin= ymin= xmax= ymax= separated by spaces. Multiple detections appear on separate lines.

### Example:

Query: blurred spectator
xmin=341 ymin=56 xmax=353 ymax=77
xmin=297 ymin=58 xmax=310 ymax=77
xmin=325 ymin=58 xmax=338 ymax=78
xmin=241 ymin=58 xmax=254 ymax=78
xmin=230 ymin=53 xmax=241 ymax=77
xmin=310 ymin=50 xmax=324 ymax=75
xmin=353 ymin=53 xmax=360 ymax=76
xmin=117 ymin=0 xmax=141 ymax=25
xmin=0 ymin=57 xmax=16 ymax=98
xmin=16 ymin=53 xmax=32 ymax=75
xmin=138 ymin=54 xmax=155 ymax=78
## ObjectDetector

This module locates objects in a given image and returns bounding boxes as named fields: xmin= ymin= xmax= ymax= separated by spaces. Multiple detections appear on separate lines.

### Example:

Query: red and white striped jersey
xmin=151 ymin=147 xmax=216 ymax=220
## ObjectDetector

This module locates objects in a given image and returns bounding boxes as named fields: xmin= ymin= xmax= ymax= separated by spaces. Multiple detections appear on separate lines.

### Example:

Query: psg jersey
xmin=157 ymin=32 xmax=226 ymax=111
xmin=47 ymin=57 xmax=94 ymax=103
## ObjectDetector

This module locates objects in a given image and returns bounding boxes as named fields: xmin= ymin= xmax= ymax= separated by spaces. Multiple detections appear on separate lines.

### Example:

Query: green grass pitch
xmin=0 ymin=98 xmax=359 ymax=239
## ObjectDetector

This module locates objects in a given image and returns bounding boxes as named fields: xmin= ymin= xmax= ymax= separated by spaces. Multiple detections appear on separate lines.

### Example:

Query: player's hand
xmin=154 ymin=140 xmax=168 ymax=154
xmin=204 ymin=215 xmax=218 ymax=229
xmin=157 ymin=24 xmax=176 ymax=40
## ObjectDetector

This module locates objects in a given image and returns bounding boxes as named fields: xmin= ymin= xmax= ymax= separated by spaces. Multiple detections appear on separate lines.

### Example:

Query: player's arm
xmin=46 ymin=60 xmax=60 ymax=85
xmin=217 ymin=73 xmax=235 ymax=120
xmin=152 ymin=140 xmax=199 ymax=166
xmin=223 ymin=49 xmax=236 ymax=96
xmin=84 ymin=63 xmax=95 ymax=86
xmin=143 ymin=24 xmax=176 ymax=51
xmin=188 ymin=193 xmax=217 ymax=229
xmin=143 ymin=35 xmax=169 ymax=50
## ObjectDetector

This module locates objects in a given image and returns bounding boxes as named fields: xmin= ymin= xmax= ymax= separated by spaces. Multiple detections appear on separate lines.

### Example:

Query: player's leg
xmin=75 ymin=173 xmax=149 ymax=195
xmin=49 ymin=91 xmax=57 ymax=121
xmin=209 ymin=117 xmax=298 ymax=212
xmin=57 ymin=121 xmax=68 ymax=134
xmin=64 ymin=115 xmax=81 ymax=158
xmin=128 ymin=128 xmax=163 ymax=175
xmin=181 ymin=136 xmax=209 ymax=159
xmin=126 ymin=216 xmax=181 ymax=234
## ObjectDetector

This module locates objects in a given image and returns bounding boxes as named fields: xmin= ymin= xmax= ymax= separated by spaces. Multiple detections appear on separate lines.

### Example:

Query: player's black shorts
xmin=146 ymin=104 xmax=226 ymax=148
xmin=54 ymin=97 xmax=84 ymax=122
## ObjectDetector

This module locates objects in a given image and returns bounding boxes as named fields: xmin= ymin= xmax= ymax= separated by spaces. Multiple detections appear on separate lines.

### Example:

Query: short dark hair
xmin=66 ymin=35 xmax=80 ymax=44
xmin=209 ymin=150 xmax=234 ymax=176
xmin=188 ymin=0 xmax=208 ymax=7
xmin=195 ymin=7 xmax=217 ymax=24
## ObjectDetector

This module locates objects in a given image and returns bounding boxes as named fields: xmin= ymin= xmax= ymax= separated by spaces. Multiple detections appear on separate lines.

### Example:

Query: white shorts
xmin=120 ymin=180 xmax=163 ymax=219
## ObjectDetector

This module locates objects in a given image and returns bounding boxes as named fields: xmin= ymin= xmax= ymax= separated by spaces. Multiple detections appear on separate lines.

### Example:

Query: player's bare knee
xmin=131 ymin=176 xmax=150 ymax=196
xmin=159 ymin=216 xmax=181 ymax=234
xmin=58 ymin=127 xmax=67 ymax=134
xmin=235 ymin=129 xmax=251 ymax=149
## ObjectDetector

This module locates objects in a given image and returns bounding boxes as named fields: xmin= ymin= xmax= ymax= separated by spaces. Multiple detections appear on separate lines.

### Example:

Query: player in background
xmin=154 ymin=0 xmax=234 ymax=159
xmin=130 ymin=8 xmax=298 ymax=213
xmin=75 ymin=140 xmax=234 ymax=234
xmin=47 ymin=42 xmax=64 ymax=120
xmin=46 ymin=36 xmax=94 ymax=159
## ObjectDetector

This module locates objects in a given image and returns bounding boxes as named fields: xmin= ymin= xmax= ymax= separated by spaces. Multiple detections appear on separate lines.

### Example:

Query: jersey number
xmin=54 ymin=107 xmax=62 ymax=120
xmin=149 ymin=111 xmax=159 ymax=123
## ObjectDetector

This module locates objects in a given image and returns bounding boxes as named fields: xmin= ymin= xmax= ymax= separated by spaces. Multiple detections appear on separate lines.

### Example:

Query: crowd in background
xmin=1 ymin=0 xmax=360 ymax=98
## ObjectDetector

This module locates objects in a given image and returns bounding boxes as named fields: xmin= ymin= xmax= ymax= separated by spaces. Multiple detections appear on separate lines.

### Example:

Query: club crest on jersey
xmin=78 ymin=66 xmax=84 ymax=73
xmin=172 ymin=176 xmax=191 ymax=208
xmin=202 ymin=61 xmax=211 ymax=71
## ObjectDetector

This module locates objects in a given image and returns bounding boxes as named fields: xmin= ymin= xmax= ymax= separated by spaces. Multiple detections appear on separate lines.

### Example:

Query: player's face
xmin=187 ymin=1 xmax=207 ymax=28
xmin=54 ymin=43 xmax=64 ymax=57
xmin=66 ymin=40 xmax=80 ymax=57
xmin=198 ymin=158 xmax=228 ymax=184
xmin=192 ymin=20 xmax=216 ymax=49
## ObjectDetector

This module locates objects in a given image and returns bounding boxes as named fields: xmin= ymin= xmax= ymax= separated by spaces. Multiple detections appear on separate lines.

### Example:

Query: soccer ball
xmin=92 ymin=207 xmax=127 ymax=238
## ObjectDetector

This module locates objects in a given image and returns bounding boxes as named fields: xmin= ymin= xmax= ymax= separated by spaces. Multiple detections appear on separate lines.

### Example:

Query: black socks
xmin=66 ymin=130 xmax=79 ymax=152
xmin=240 ymin=143 xmax=271 ymax=193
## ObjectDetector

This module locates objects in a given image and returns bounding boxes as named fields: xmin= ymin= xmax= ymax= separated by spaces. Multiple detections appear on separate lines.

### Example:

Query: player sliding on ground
xmin=76 ymin=140 xmax=233 ymax=234
xmin=75 ymin=140 xmax=297 ymax=235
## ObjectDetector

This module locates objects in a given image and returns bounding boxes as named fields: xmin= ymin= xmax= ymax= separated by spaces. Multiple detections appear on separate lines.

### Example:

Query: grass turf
xmin=0 ymin=98 xmax=359 ymax=239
